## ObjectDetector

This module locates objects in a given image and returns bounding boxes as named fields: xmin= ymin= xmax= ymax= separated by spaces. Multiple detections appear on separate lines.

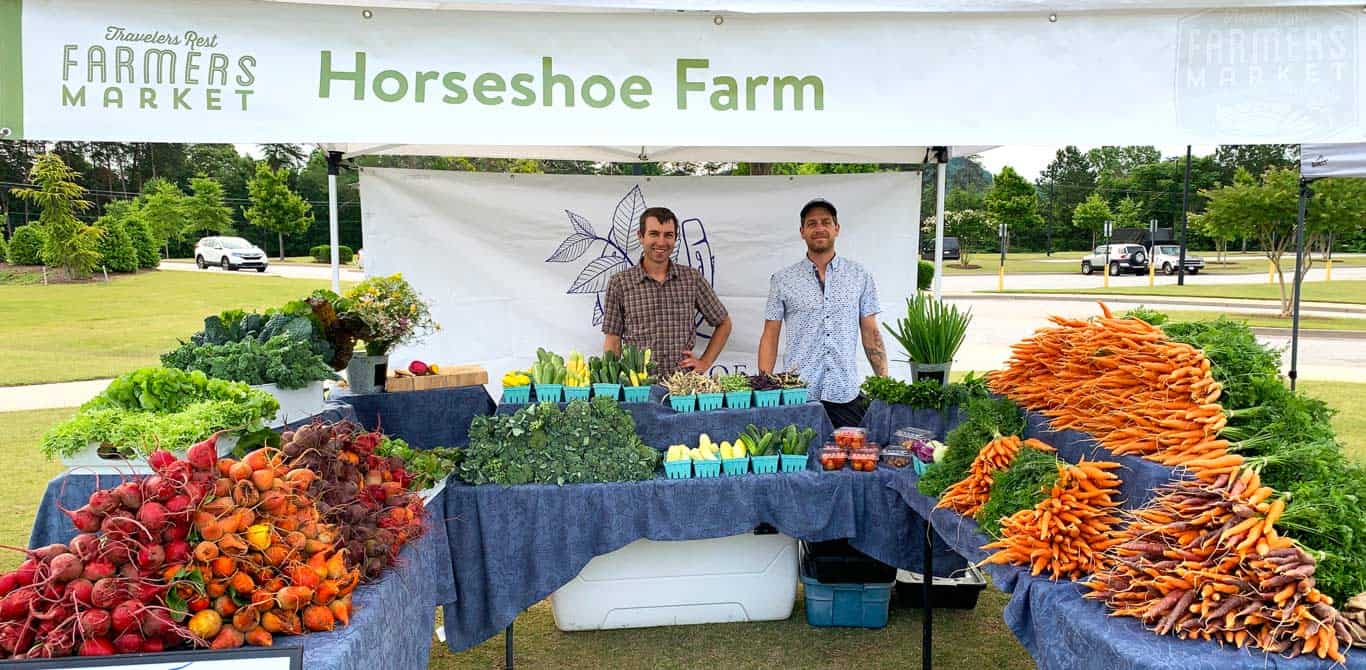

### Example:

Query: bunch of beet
xmin=0 ymin=436 xmax=222 ymax=658
xmin=280 ymin=420 xmax=428 ymax=581
xmin=180 ymin=444 xmax=361 ymax=649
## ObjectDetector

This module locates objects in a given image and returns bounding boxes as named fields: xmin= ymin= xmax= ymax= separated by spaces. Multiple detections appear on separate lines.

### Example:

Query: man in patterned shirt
xmin=602 ymin=206 xmax=733 ymax=378
xmin=759 ymin=198 xmax=889 ymax=428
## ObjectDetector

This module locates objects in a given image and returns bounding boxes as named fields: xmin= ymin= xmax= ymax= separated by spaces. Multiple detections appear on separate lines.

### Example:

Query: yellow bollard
xmin=1149 ymin=258 xmax=1155 ymax=287
xmin=1326 ymin=259 xmax=1333 ymax=282
xmin=1103 ymin=266 xmax=1110 ymax=289
xmin=998 ymin=265 xmax=1005 ymax=292
xmin=1268 ymin=260 xmax=1275 ymax=285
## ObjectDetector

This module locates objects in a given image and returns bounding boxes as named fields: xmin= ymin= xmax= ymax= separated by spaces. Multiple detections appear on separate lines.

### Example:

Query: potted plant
xmin=344 ymin=273 xmax=439 ymax=394
xmin=883 ymin=293 xmax=972 ymax=386
xmin=717 ymin=372 xmax=752 ymax=409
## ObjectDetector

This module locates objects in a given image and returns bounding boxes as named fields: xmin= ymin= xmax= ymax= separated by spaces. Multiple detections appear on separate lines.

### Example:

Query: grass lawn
xmin=0 ymin=271 xmax=349 ymax=387
xmin=941 ymin=252 xmax=1362 ymax=276
xmin=999 ymin=279 xmax=1366 ymax=305
xmin=1152 ymin=310 xmax=1366 ymax=332
xmin=2 ymin=381 xmax=1364 ymax=666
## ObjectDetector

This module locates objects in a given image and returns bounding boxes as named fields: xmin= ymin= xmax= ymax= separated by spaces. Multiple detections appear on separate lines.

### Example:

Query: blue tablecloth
xmin=860 ymin=399 xmax=967 ymax=445
xmin=438 ymin=466 xmax=966 ymax=652
xmin=334 ymin=384 xmax=496 ymax=448
xmin=497 ymin=386 xmax=834 ymax=452
xmin=891 ymin=410 xmax=1366 ymax=670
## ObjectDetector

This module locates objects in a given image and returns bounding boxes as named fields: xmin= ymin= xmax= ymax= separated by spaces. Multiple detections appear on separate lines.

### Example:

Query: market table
xmin=27 ymin=401 xmax=459 ymax=670
xmin=860 ymin=399 xmax=966 ymax=444
xmin=891 ymin=410 xmax=1366 ymax=670
xmin=437 ymin=465 xmax=967 ymax=652
xmin=333 ymin=384 xmax=497 ymax=448
xmin=497 ymin=386 xmax=835 ymax=450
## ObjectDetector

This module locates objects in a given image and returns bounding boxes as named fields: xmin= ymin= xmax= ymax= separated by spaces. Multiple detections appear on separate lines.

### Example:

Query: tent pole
xmin=327 ymin=151 xmax=343 ymax=293
xmin=933 ymin=147 xmax=948 ymax=301
xmin=1289 ymin=180 xmax=1310 ymax=391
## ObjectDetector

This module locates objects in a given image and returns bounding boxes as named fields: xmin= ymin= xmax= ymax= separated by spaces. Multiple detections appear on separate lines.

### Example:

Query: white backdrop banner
xmin=4 ymin=0 xmax=1362 ymax=145
xmin=358 ymin=169 xmax=920 ymax=391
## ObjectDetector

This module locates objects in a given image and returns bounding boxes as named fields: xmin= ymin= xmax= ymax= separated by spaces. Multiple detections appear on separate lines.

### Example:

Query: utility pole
xmin=1178 ymin=145 xmax=1192 ymax=286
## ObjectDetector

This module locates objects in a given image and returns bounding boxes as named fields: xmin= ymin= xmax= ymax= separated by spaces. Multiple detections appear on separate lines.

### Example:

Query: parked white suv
xmin=1152 ymin=244 xmax=1204 ymax=275
xmin=195 ymin=236 xmax=269 ymax=272
xmin=1081 ymin=244 xmax=1149 ymax=276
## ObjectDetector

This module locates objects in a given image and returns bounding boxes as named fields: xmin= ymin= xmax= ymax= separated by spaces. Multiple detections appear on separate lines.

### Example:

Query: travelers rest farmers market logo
xmin=546 ymin=185 xmax=717 ymax=334
xmin=59 ymin=26 xmax=257 ymax=111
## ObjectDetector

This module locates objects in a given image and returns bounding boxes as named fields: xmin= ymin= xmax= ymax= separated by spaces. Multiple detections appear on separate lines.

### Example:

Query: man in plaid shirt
xmin=602 ymin=207 xmax=733 ymax=377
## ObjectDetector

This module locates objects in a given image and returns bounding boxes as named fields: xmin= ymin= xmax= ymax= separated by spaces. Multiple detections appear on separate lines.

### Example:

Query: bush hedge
xmin=310 ymin=244 xmax=354 ymax=264
xmin=6 ymin=225 xmax=46 ymax=265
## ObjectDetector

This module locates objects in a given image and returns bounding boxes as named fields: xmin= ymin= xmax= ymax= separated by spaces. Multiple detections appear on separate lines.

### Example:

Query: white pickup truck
xmin=1151 ymin=244 xmax=1204 ymax=275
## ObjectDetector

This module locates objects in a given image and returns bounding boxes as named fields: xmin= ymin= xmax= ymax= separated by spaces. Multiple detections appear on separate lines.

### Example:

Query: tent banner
xmin=357 ymin=169 xmax=920 ymax=390
xmin=1302 ymin=143 xmax=1366 ymax=179
xmin=3 ymin=0 xmax=1363 ymax=145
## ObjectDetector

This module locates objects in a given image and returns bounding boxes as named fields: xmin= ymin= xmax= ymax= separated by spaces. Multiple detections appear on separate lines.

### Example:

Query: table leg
xmin=922 ymin=520 xmax=934 ymax=670
xmin=505 ymin=621 xmax=514 ymax=669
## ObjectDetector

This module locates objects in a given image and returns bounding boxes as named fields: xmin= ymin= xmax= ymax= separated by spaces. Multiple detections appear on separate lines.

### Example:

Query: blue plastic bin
xmin=693 ymin=459 xmax=721 ymax=478
xmin=725 ymin=391 xmax=752 ymax=409
xmin=622 ymin=385 xmax=652 ymax=403
xmin=754 ymin=390 xmax=782 ymax=408
xmin=722 ymin=456 xmax=749 ymax=476
xmin=781 ymin=388 xmax=809 ymax=405
xmin=664 ymin=460 xmax=692 ymax=479
xmin=751 ymin=454 xmax=780 ymax=474
xmin=781 ymin=453 xmax=809 ymax=472
xmin=697 ymin=392 xmax=725 ymax=411
xmin=592 ymin=383 xmax=621 ymax=401
xmin=800 ymin=564 xmax=894 ymax=629
xmin=533 ymin=384 xmax=563 ymax=403
xmin=669 ymin=394 xmax=697 ymax=413
xmin=502 ymin=386 xmax=531 ymax=404
xmin=563 ymin=386 xmax=591 ymax=401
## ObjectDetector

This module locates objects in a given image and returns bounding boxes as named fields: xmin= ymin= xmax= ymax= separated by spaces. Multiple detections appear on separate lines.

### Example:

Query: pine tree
xmin=8 ymin=153 xmax=102 ymax=278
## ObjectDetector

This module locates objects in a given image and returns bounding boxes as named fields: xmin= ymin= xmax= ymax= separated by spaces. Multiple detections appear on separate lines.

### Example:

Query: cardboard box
xmin=385 ymin=364 xmax=489 ymax=393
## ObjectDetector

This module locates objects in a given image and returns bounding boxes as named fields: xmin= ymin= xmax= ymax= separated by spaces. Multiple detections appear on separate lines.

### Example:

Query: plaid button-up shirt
xmin=764 ymin=255 xmax=880 ymax=404
xmin=602 ymin=261 xmax=729 ymax=378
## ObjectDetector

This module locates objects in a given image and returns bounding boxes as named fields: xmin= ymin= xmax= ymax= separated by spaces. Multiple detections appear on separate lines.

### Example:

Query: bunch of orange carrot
xmin=982 ymin=458 xmax=1125 ymax=580
xmin=988 ymin=303 xmax=1235 ymax=474
xmin=1084 ymin=467 xmax=1351 ymax=662
xmin=936 ymin=435 xmax=1054 ymax=516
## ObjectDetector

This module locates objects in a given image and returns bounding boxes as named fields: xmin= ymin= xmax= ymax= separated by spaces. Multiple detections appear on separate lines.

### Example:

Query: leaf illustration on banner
xmin=568 ymin=255 xmax=628 ymax=294
xmin=609 ymin=185 xmax=646 ymax=260
xmin=567 ymin=209 xmax=596 ymax=238
xmin=546 ymin=232 xmax=594 ymax=263
xmin=593 ymin=296 xmax=605 ymax=326
xmin=676 ymin=217 xmax=717 ymax=337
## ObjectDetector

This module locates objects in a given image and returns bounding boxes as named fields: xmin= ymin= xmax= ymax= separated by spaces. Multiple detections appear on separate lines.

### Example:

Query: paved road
xmin=158 ymin=260 xmax=364 ymax=282
xmin=938 ymin=265 xmax=1366 ymax=293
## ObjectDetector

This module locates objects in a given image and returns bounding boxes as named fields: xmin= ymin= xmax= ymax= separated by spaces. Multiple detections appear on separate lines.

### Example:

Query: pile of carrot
xmin=936 ymin=436 xmax=1054 ymax=516
xmin=982 ymin=458 xmax=1125 ymax=580
xmin=988 ymin=303 xmax=1234 ymax=474
xmin=1083 ymin=467 xmax=1352 ymax=662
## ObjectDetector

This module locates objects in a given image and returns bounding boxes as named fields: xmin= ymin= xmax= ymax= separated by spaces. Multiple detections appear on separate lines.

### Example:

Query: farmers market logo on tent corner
xmin=59 ymin=26 xmax=257 ymax=112
xmin=546 ymin=184 xmax=717 ymax=336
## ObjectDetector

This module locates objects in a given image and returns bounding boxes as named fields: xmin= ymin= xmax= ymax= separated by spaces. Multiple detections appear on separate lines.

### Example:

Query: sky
xmin=975 ymin=145 xmax=1220 ymax=181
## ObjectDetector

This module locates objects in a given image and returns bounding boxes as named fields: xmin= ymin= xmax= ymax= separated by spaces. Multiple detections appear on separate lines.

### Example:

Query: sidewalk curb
xmin=1251 ymin=327 xmax=1366 ymax=341
xmin=949 ymin=292 xmax=1366 ymax=315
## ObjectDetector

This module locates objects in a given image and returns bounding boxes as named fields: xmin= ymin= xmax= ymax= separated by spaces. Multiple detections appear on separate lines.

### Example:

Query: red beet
xmin=141 ymin=637 xmax=166 ymax=653
xmin=135 ymin=545 xmax=165 ymax=571
xmin=68 ymin=578 xmax=94 ymax=606
xmin=32 ymin=543 xmax=68 ymax=562
xmin=147 ymin=449 xmax=177 ymax=472
xmin=111 ymin=600 xmax=142 ymax=633
xmin=162 ymin=522 xmax=190 ymax=544
xmin=164 ymin=540 xmax=191 ymax=564
xmin=79 ymin=608 xmax=111 ymax=637
xmin=65 ymin=505 xmax=101 ymax=533
xmin=137 ymin=502 xmax=170 ymax=533
xmin=68 ymin=533 xmax=99 ymax=562
xmin=87 ymin=489 xmax=118 ymax=515
xmin=82 ymin=559 xmax=116 ymax=582
xmin=13 ymin=559 xmax=38 ymax=586
xmin=118 ymin=563 xmax=141 ymax=580
xmin=79 ymin=637 xmax=116 ymax=656
xmin=102 ymin=542 xmax=132 ymax=566
xmin=0 ymin=621 xmax=29 ymax=655
xmin=186 ymin=434 xmax=219 ymax=471
xmin=0 ymin=588 xmax=37 ymax=620
xmin=49 ymin=553 xmax=83 ymax=582
xmin=165 ymin=494 xmax=192 ymax=516
xmin=113 ymin=481 xmax=143 ymax=511
xmin=90 ymin=578 xmax=123 ymax=610
xmin=0 ymin=574 xmax=17 ymax=598
xmin=134 ymin=581 xmax=165 ymax=603
xmin=39 ymin=579 xmax=67 ymax=601
xmin=141 ymin=608 xmax=174 ymax=638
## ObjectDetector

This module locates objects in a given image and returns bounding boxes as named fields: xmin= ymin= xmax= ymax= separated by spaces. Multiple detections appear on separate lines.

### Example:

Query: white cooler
xmin=550 ymin=531 xmax=799 ymax=631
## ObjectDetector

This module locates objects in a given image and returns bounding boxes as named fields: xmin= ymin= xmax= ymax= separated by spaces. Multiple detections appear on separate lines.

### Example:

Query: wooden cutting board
xmin=385 ymin=364 xmax=488 ymax=392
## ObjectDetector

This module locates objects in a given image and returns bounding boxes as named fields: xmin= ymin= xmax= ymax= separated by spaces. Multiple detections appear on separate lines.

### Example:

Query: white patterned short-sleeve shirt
xmin=764 ymin=255 xmax=880 ymax=404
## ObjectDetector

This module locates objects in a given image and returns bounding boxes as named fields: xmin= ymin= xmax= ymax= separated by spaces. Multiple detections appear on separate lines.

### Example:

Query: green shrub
xmin=917 ymin=260 xmax=935 ymax=291
xmin=6 ymin=225 xmax=46 ymax=265
xmin=95 ymin=220 xmax=139 ymax=272
xmin=310 ymin=244 xmax=354 ymax=264
xmin=0 ymin=234 xmax=7 ymax=263
xmin=124 ymin=218 xmax=161 ymax=268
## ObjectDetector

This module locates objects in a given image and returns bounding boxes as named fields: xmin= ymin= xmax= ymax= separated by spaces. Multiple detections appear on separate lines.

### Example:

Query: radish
xmin=79 ymin=608 xmax=111 ymax=637
xmin=186 ymin=434 xmax=219 ymax=471
xmin=147 ymin=449 xmax=177 ymax=472
xmin=81 ymin=559 xmax=116 ymax=582
xmin=68 ymin=578 xmax=93 ymax=606
xmin=65 ymin=505 xmax=101 ymax=533
xmin=79 ymin=637 xmax=116 ymax=656
xmin=48 ymin=553 xmax=83 ymax=582
xmin=68 ymin=533 xmax=99 ymax=562
xmin=111 ymin=600 xmax=143 ymax=633
xmin=113 ymin=481 xmax=143 ymax=510
xmin=90 ymin=578 xmax=123 ymax=609
xmin=113 ymin=631 xmax=144 ymax=650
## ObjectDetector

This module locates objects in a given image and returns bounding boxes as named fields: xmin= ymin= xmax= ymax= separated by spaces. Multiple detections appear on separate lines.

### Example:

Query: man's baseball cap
xmin=800 ymin=198 xmax=837 ymax=222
